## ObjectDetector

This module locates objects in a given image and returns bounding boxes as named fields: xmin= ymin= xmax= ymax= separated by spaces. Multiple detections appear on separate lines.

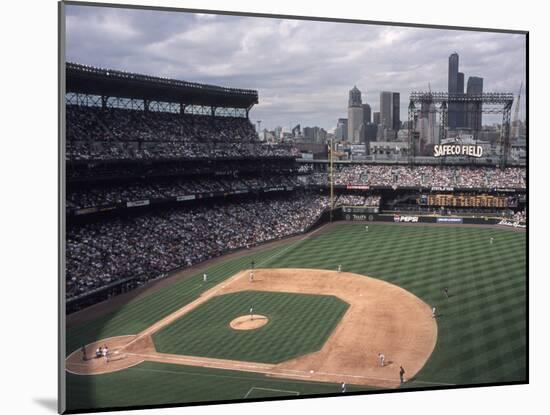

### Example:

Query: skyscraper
xmin=336 ymin=118 xmax=348 ymax=140
xmin=448 ymin=53 xmax=459 ymax=91
xmin=392 ymin=92 xmax=400 ymax=131
xmin=373 ymin=112 xmax=381 ymax=125
xmin=466 ymin=76 xmax=483 ymax=132
xmin=448 ymin=53 xmax=460 ymax=130
xmin=380 ymin=91 xmax=393 ymax=130
xmin=291 ymin=124 xmax=301 ymax=138
xmin=362 ymin=103 xmax=371 ymax=124
xmin=348 ymin=86 xmax=364 ymax=144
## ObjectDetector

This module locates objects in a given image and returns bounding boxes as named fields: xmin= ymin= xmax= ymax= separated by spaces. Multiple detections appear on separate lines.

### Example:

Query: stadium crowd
xmin=67 ymin=175 xmax=302 ymax=210
xmin=303 ymin=165 xmax=526 ymax=189
xmin=512 ymin=210 xmax=527 ymax=223
xmin=66 ymin=106 xmax=298 ymax=160
xmin=66 ymin=194 xmax=331 ymax=297
xmin=335 ymin=194 xmax=381 ymax=207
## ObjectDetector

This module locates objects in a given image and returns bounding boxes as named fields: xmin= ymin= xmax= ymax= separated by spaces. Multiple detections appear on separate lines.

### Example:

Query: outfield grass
xmin=66 ymin=223 xmax=526 ymax=411
xmin=153 ymin=291 xmax=349 ymax=363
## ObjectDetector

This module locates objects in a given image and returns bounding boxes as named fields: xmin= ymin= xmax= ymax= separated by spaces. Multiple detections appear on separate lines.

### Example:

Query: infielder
xmin=250 ymin=306 xmax=254 ymax=321
xmin=249 ymin=271 xmax=254 ymax=282
xmin=432 ymin=306 xmax=436 ymax=318
xmin=203 ymin=273 xmax=208 ymax=283
xmin=81 ymin=345 xmax=87 ymax=361
xmin=399 ymin=366 xmax=406 ymax=384
xmin=378 ymin=353 xmax=385 ymax=367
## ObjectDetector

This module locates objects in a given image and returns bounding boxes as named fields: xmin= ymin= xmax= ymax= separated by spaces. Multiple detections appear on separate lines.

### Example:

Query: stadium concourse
xmin=65 ymin=63 xmax=526 ymax=311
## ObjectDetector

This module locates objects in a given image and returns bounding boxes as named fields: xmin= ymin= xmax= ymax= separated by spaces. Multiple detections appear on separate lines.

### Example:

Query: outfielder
xmin=365 ymin=225 xmax=369 ymax=232
xmin=337 ymin=264 xmax=342 ymax=273
xmin=250 ymin=306 xmax=254 ymax=321
xmin=490 ymin=237 xmax=494 ymax=245
xmin=203 ymin=273 xmax=208 ymax=283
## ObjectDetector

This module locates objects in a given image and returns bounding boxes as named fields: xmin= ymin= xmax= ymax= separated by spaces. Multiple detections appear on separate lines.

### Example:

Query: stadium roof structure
xmin=66 ymin=62 xmax=259 ymax=109
xmin=409 ymin=91 xmax=514 ymax=105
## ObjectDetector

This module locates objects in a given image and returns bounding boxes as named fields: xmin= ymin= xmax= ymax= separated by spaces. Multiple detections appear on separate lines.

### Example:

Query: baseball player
xmin=203 ymin=273 xmax=207 ymax=283
xmin=432 ymin=306 xmax=436 ymax=318
xmin=337 ymin=264 xmax=342 ymax=273
xmin=490 ymin=237 xmax=494 ymax=245
xmin=341 ymin=382 xmax=346 ymax=393
xmin=399 ymin=366 xmax=406 ymax=384
xmin=250 ymin=306 xmax=254 ymax=321
xmin=442 ymin=287 xmax=449 ymax=298
xmin=81 ymin=345 xmax=87 ymax=361
xmin=249 ymin=271 xmax=254 ymax=282
xmin=378 ymin=353 xmax=385 ymax=367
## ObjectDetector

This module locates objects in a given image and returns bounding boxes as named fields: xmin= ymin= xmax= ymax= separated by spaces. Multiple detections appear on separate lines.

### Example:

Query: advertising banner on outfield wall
xmin=436 ymin=217 xmax=464 ymax=224
xmin=393 ymin=214 xmax=419 ymax=223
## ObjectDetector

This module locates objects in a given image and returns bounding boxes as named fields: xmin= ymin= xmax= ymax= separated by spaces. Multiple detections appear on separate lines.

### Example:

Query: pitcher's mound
xmin=230 ymin=314 xmax=268 ymax=331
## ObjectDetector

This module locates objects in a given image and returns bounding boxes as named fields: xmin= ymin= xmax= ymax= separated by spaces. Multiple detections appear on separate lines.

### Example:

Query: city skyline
xmin=66 ymin=5 xmax=526 ymax=131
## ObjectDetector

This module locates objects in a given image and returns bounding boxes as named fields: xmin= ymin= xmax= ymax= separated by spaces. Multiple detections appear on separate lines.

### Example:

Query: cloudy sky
xmin=65 ymin=4 xmax=526 ymax=131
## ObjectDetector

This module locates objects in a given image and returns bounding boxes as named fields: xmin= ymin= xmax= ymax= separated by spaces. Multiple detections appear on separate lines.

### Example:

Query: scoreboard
xmin=422 ymin=194 xmax=509 ymax=208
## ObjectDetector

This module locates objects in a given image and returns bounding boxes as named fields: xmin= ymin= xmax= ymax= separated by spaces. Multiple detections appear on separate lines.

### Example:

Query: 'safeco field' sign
xmin=433 ymin=144 xmax=483 ymax=158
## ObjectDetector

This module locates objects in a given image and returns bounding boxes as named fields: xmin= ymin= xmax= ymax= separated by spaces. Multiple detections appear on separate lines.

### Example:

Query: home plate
xmin=310 ymin=370 xmax=314 ymax=373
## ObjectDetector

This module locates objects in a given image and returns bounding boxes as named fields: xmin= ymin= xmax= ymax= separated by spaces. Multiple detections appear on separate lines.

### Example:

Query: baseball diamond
xmin=60 ymin=22 xmax=527 ymax=415
xmin=65 ymin=222 xmax=526 ymax=411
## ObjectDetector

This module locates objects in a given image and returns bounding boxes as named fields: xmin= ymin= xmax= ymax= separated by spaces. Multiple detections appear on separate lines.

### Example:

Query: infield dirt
xmin=66 ymin=268 xmax=437 ymax=388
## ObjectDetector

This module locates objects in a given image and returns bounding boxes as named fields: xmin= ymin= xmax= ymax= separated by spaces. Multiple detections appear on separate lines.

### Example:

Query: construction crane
xmin=511 ymin=82 xmax=523 ymax=140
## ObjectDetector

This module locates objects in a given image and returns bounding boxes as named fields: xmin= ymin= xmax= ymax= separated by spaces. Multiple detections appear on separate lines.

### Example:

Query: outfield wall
xmin=339 ymin=208 xmax=526 ymax=227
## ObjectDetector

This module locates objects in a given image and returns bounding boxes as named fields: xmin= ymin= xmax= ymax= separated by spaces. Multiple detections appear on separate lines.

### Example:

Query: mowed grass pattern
xmin=153 ymin=291 xmax=349 ymax=363
xmin=66 ymin=223 xmax=526 ymax=411
xmin=270 ymin=224 xmax=527 ymax=386
xmin=66 ymin=361 xmax=368 ymax=410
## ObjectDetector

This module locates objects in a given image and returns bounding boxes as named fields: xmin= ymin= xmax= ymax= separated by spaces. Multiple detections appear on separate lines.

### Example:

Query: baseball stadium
xmin=63 ymin=64 xmax=527 ymax=412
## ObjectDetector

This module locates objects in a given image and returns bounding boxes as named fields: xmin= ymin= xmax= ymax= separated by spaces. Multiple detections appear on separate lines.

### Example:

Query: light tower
xmin=511 ymin=82 xmax=523 ymax=141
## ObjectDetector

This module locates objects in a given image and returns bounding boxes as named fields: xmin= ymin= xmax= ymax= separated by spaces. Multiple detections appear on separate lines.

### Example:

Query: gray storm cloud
xmin=65 ymin=4 xmax=526 ymax=131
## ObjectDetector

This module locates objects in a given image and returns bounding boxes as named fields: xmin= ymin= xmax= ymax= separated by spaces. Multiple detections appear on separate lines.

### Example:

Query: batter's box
xmin=243 ymin=387 xmax=300 ymax=399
